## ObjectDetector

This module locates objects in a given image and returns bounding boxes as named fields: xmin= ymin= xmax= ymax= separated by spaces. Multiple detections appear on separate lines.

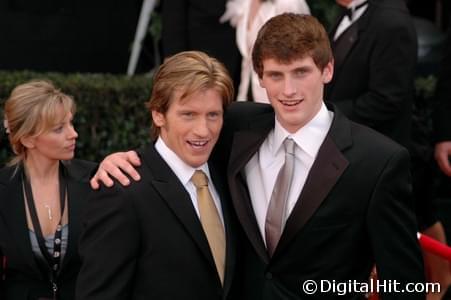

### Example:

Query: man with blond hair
xmin=76 ymin=51 xmax=239 ymax=300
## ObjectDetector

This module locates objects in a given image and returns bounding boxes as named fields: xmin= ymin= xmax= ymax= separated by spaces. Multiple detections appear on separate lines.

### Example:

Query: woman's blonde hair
xmin=4 ymin=80 xmax=75 ymax=165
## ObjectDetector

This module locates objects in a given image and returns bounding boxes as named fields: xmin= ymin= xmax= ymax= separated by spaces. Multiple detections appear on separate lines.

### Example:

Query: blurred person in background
xmin=220 ymin=0 xmax=310 ymax=103
xmin=326 ymin=1 xmax=450 ymax=298
xmin=0 ymin=80 xmax=96 ymax=299
xmin=325 ymin=0 xmax=417 ymax=149
xmin=162 ymin=0 xmax=242 ymax=96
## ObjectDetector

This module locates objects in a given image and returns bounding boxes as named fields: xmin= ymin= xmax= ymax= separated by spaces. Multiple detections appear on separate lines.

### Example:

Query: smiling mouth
xmin=279 ymin=99 xmax=303 ymax=106
xmin=187 ymin=140 xmax=209 ymax=149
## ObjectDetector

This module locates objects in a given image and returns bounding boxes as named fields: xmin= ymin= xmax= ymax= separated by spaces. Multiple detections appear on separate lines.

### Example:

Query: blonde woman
xmin=0 ymin=80 xmax=96 ymax=300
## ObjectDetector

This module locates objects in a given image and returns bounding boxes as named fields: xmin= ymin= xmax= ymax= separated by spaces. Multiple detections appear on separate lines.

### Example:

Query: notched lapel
xmin=333 ymin=24 xmax=359 ymax=75
xmin=142 ymin=146 xmax=218 ymax=271
xmin=275 ymin=136 xmax=349 ymax=256
xmin=60 ymin=172 xmax=89 ymax=272
xmin=331 ymin=5 xmax=373 ymax=83
xmin=229 ymin=130 xmax=265 ymax=176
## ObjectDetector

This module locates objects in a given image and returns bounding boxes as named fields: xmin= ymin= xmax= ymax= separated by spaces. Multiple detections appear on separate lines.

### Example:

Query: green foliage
xmin=0 ymin=71 xmax=153 ymax=166
xmin=149 ymin=11 xmax=162 ymax=43
xmin=415 ymin=75 xmax=437 ymax=101
xmin=307 ymin=0 xmax=340 ymax=30
xmin=411 ymin=75 xmax=438 ymax=160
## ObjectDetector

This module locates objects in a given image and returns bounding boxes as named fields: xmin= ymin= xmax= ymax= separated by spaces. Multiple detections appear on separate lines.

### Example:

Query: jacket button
xmin=265 ymin=272 xmax=273 ymax=279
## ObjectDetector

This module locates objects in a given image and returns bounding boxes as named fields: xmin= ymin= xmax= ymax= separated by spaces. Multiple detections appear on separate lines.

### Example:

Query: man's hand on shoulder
xmin=90 ymin=151 xmax=142 ymax=189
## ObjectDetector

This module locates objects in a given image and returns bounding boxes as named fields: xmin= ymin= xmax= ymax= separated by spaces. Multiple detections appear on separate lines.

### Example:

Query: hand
xmin=90 ymin=151 xmax=142 ymax=189
xmin=434 ymin=141 xmax=451 ymax=177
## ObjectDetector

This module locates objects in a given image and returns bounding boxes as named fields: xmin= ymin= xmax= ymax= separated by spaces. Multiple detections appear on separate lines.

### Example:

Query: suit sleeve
xmin=75 ymin=184 xmax=140 ymax=300
xmin=336 ymin=20 xmax=417 ymax=129
xmin=162 ymin=0 xmax=188 ymax=57
xmin=366 ymin=148 xmax=425 ymax=299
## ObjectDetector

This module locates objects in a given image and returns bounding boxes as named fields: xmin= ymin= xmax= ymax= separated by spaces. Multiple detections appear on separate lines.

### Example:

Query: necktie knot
xmin=192 ymin=170 xmax=208 ymax=188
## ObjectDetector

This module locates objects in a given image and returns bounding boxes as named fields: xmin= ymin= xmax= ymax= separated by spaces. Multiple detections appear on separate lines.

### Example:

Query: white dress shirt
xmin=334 ymin=0 xmax=369 ymax=41
xmin=245 ymin=102 xmax=333 ymax=241
xmin=155 ymin=137 xmax=224 ymax=225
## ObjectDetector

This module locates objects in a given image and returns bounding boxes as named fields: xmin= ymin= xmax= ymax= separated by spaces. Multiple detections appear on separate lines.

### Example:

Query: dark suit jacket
xmin=161 ymin=0 xmax=241 ymax=92
xmin=76 ymin=144 xmax=239 ymax=300
xmin=0 ymin=159 xmax=96 ymax=300
xmin=213 ymin=102 xmax=425 ymax=300
xmin=325 ymin=0 xmax=417 ymax=148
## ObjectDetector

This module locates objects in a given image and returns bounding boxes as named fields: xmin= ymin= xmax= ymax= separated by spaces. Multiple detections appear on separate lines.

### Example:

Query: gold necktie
xmin=191 ymin=170 xmax=226 ymax=285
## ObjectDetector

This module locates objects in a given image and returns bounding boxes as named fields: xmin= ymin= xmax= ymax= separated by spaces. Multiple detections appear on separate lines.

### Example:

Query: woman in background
xmin=221 ymin=0 xmax=310 ymax=102
xmin=0 ymin=80 xmax=95 ymax=299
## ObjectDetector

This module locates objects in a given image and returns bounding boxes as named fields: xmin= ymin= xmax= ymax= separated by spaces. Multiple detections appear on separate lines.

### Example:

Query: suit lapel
xmin=275 ymin=107 xmax=352 ymax=257
xmin=0 ymin=166 xmax=44 ymax=279
xmin=228 ymin=113 xmax=274 ymax=264
xmin=226 ymin=104 xmax=353 ymax=261
xmin=60 ymin=162 xmax=92 ymax=272
xmin=329 ymin=5 xmax=373 ymax=92
xmin=332 ymin=23 xmax=359 ymax=74
xmin=141 ymin=145 xmax=218 ymax=275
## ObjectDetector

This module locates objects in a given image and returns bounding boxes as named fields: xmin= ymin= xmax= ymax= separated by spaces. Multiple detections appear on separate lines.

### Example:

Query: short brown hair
xmin=252 ymin=13 xmax=333 ymax=78
xmin=147 ymin=51 xmax=234 ymax=139
xmin=4 ymin=80 xmax=75 ymax=165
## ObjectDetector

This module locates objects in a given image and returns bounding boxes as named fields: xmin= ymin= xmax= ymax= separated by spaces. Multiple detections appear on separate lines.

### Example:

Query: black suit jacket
xmin=76 ymin=144 xmax=239 ymax=300
xmin=325 ymin=0 xmax=417 ymax=148
xmin=0 ymin=159 xmax=96 ymax=300
xmin=213 ymin=102 xmax=425 ymax=299
xmin=161 ymin=0 xmax=241 ymax=92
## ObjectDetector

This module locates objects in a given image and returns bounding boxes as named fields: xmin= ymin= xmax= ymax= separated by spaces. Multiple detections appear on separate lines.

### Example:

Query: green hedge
xmin=0 ymin=71 xmax=153 ymax=166
xmin=0 ymin=70 xmax=439 ymax=167
xmin=307 ymin=0 xmax=340 ymax=30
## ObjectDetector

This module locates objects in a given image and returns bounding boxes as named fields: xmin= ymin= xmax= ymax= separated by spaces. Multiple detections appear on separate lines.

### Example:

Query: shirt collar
xmin=346 ymin=0 xmax=368 ymax=9
xmin=155 ymin=137 xmax=211 ymax=185
xmin=271 ymin=102 xmax=333 ymax=158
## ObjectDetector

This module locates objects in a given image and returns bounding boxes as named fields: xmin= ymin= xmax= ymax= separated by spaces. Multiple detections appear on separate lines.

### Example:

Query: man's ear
xmin=322 ymin=61 xmax=334 ymax=84
xmin=151 ymin=110 xmax=165 ymax=127
xmin=258 ymin=74 xmax=265 ymax=88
